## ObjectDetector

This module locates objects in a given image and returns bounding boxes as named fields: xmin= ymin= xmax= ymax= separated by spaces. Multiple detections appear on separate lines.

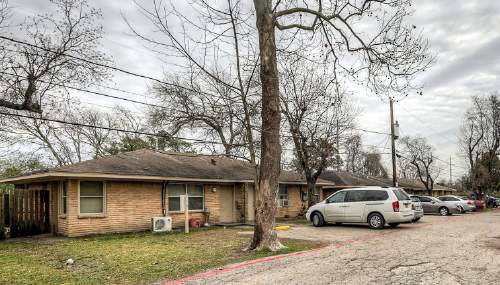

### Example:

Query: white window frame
xmin=168 ymin=183 xmax=205 ymax=212
xmin=58 ymin=181 xmax=68 ymax=216
xmin=78 ymin=180 xmax=106 ymax=217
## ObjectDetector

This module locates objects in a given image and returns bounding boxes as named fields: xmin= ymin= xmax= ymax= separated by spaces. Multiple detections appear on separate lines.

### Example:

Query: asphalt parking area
xmin=174 ymin=210 xmax=500 ymax=284
xmin=273 ymin=214 xmax=469 ymax=243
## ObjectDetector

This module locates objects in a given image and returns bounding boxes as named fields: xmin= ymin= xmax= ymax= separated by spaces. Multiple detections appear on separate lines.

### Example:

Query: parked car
xmin=410 ymin=196 xmax=424 ymax=222
xmin=470 ymin=197 xmax=485 ymax=210
xmin=438 ymin=195 xmax=474 ymax=213
xmin=459 ymin=196 xmax=479 ymax=211
xmin=485 ymin=196 xmax=499 ymax=208
xmin=306 ymin=187 xmax=414 ymax=229
xmin=413 ymin=195 xmax=459 ymax=216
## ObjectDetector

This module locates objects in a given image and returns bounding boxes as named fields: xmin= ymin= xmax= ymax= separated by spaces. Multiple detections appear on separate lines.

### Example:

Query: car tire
xmin=368 ymin=213 xmax=385 ymax=230
xmin=311 ymin=212 xmax=325 ymax=227
xmin=388 ymin=223 xmax=400 ymax=228
xmin=335 ymin=222 xmax=342 ymax=226
xmin=457 ymin=206 xmax=464 ymax=213
xmin=439 ymin=207 xmax=449 ymax=216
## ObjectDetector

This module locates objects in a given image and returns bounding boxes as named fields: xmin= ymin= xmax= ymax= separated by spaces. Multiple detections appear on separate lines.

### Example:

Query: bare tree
xmin=344 ymin=133 xmax=364 ymax=173
xmin=399 ymin=136 xmax=441 ymax=195
xmin=361 ymin=149 xmax=388 ymax=178
xmin=459 ymin=93 xmax=500 ymax=194
xmin=280 ymin=55 xmax=356 ymax=206
xmin=0 ymin=0 xmax=110 ymax=113
xmin=132 ymin=0 xmax=432 ymax=251
xmin=249 ymin=0 xmax=432 ymax=250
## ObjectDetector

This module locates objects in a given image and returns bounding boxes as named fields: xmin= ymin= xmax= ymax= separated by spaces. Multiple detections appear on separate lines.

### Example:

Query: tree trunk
xmin=306 ymin=179 xmax=317 ymax=207
xmin=248 ymin=0 xmax=283 ymax=251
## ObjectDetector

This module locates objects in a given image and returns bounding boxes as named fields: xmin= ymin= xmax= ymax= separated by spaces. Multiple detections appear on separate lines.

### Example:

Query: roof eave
xmin=0 ymin=172 xmax=334 ymax=186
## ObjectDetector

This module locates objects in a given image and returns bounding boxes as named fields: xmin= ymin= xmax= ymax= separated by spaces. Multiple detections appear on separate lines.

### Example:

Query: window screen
xmin=80 ymin=181 xmax=104 ymax=214
xmin=168 ymin=184 xmax=204 ymax=211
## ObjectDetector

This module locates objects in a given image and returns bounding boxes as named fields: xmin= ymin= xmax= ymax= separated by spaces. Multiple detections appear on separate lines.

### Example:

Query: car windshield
xmin=410 ymin=196 xmax=420 ymax=202
xmin=393 ymin=189 xmax=410 ymax=201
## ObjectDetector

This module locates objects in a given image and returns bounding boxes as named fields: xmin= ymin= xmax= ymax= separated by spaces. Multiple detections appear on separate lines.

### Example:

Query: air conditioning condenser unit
xmin=152 ymin=216 xmax=172 ymax=232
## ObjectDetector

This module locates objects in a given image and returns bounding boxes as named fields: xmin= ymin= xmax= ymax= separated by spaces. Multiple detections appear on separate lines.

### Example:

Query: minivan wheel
xmin=368 ymin=213 xmax=385 ymax=229
xmin=312 ymin=212 xmax=325 ymax=227
xmin=439 ymin=207 xmax=449 ymax=216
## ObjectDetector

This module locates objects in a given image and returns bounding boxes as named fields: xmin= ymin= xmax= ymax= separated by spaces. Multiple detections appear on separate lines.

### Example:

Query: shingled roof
xmin=0 ymin=149 xmax=333 ymax=185
xmin=319 ymin=170 xmax=456 ymax=192
xmin=319 ymin=171 xmax=390 ymax=187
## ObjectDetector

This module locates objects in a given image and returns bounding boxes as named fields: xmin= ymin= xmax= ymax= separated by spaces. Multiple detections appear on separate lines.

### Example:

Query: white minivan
xmin=305 ymin=187 xmax=414 ymax=229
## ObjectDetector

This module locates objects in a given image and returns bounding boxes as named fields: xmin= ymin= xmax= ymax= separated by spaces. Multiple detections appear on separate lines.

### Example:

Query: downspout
xmin=161 ymin=181 xmax=168 ymax=216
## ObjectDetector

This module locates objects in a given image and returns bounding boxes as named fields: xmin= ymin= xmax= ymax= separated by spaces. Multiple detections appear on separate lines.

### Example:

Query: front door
xmin=246 ymin=184 xmax=255 ymax=222
xmin=219 ymin=186 xmax=234 ymax=223
xmin=324 ymin=191 xmax=347 ymax=222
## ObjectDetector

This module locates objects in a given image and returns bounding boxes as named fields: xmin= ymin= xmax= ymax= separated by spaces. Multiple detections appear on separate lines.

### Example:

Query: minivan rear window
xmin=364 ymin=190 xmax=388 ymax=201
xmin=393 ymin=189 xmax=410 ymax=201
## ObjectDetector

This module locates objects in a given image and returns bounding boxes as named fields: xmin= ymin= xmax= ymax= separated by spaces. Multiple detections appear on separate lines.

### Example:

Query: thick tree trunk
xmin=248 ymin=0 xmax=283 ymax=251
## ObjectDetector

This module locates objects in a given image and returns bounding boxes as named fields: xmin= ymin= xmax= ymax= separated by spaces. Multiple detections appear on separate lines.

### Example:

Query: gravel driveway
xmin=173 ymin=210 xmax=500 ymax=285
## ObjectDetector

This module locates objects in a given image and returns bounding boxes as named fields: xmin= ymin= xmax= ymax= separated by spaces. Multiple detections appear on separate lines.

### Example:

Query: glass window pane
xmin=168 ymin=184 xmax=185 ymax=197
xmin=187 ymin=185 xmax=203 ymax=196
xmin=279 ymin=185 xmax=287 ymax=194
xmin=80 ymin=181 xmax=103 ymax=196
xmin=393 ymin=189 xmax=410 ymax=201
xmin=365 ymin=190 xmax=388 ymax=201
xmin=80 ymin=197 xmax=103 ymax=213
xmin=189 ymin=197 xmax=204 ymax=210
xmin=169 ymin=197 xmax=180 ymax=211
xmin=327 ymin=191 xmax=346 ymax=203
xmin=346 ymin=191 xmax=366 ymax=202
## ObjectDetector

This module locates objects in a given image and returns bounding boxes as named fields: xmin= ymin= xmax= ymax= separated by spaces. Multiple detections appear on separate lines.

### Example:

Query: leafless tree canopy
xmin=127 ymin=0 xmax=262 ymax=164
xmin=0 ymin=0 xmax=110 ymax=113
xmin=273 ymin=0 xmax=433 ymax=96
xmin=399 ymin=135 xmax=441 ymax=195
xmin=459 ymin=93 xmax=499 ymax=193
xmin=280 ymin=55 xmax=358 ymax=204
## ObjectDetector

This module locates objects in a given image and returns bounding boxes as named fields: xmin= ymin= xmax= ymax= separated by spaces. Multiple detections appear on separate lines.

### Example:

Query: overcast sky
xmin=9 ymin=0 xmax=500 ymax=181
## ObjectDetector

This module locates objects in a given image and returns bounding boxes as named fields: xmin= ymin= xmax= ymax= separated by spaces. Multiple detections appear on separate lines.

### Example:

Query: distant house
xmin=0 ymin=149 xmax=333 ymax=237
xmin=318 ymin=171 xmax=455 ymax=200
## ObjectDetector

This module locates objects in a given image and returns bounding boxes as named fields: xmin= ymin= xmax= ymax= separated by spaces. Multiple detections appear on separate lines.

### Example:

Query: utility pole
xmin=449 ymin=156 xmax=452 ymax=186
xmin=336 ymin=119 xmax=340 ymax=171
xmin=390 ymin=98 xmax=398 ymax=187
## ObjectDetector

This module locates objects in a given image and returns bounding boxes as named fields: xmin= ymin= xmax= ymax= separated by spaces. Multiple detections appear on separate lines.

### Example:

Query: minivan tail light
xmin=392 ymin=201 xmax=400 ymax=212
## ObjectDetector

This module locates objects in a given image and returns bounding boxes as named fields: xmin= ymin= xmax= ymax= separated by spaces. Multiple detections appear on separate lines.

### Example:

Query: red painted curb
xmin=164 ymin=211 xmax=494 ymax=284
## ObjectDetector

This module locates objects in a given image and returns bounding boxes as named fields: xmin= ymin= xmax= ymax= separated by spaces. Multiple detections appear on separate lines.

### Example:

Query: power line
xmin=0 ymin=110 xmax=245 ymax=147
xmin=0 ymin=35 xmax=235 ymax=100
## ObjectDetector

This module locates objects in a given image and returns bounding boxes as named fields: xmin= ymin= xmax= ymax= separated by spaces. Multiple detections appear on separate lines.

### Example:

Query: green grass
xmin=0 ymin=228 xmax=323 ymax=285
xmin=276 ymin=216 xmax=309 ymax=225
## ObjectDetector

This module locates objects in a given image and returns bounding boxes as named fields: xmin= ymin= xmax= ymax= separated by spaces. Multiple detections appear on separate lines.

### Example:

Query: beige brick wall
xmin=20 ymin=180 xmax=308 ymax=237
xmin=61 ymin=181 xmax=246 ymax=237
xmin=276 ymin=185 xmax=307 ymax=218
xmin=65 ymin=180 xmax=163 ymax=237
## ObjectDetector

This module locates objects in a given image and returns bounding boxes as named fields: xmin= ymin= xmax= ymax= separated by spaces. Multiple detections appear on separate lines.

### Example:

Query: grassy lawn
xmin=276 ymin=216 xmax=309 ymax=225
xmin=0 ymin=228 xmax=323 ymax=285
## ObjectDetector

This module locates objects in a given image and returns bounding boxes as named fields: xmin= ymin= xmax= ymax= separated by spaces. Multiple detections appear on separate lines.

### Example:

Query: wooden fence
xmin=0 ymin=187 xmax=50 ymax=237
